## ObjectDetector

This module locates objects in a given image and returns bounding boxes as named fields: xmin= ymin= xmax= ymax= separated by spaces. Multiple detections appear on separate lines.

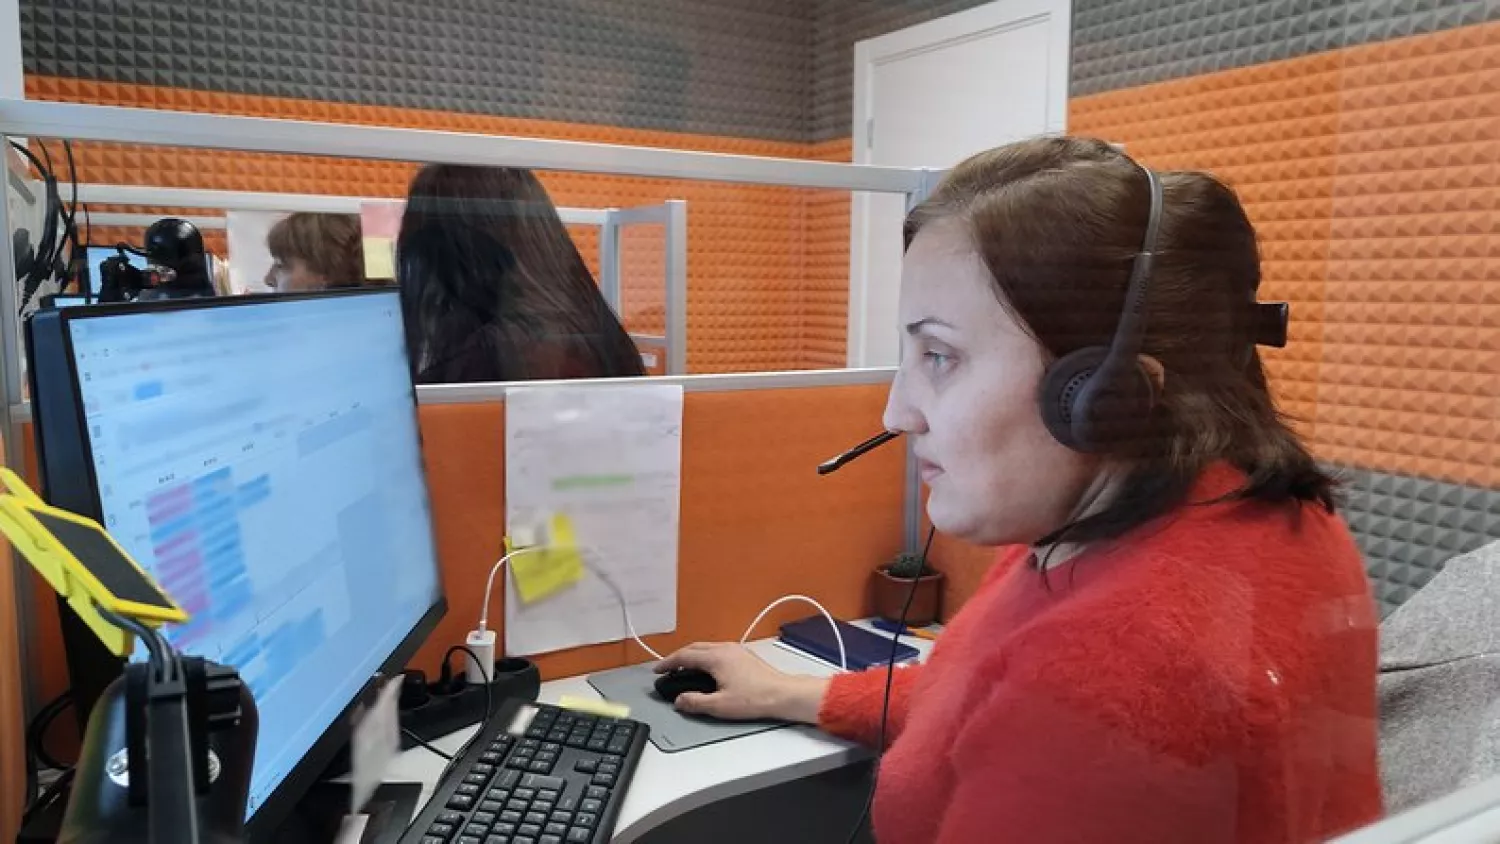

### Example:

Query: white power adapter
xmin=465 ymin=628 xmax=496 ymax=685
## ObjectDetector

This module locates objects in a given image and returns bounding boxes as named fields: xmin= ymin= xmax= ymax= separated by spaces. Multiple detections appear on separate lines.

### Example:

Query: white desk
xmin=384 ymin=622 xmax=935 ymax=842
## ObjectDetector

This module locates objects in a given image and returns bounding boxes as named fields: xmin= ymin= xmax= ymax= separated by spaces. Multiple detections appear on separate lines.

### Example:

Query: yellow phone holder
xmin=0 ymin=468 xmax=187 ymax=657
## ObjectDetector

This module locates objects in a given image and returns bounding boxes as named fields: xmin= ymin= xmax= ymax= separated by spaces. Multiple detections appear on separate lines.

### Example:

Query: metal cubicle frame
xmin=0 ymin=98 xmax=937 ymax=706
xmin=67 ymin=183 xmax=686 ymax=370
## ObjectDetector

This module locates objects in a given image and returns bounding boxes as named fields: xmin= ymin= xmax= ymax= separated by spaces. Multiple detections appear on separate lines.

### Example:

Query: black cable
xmin=21 ymin=767 xmax=75 ymax=828
xmin=28 ymin=690 xmax=74 ymax=771
xmin=437 ymin=644 xmax=493 ymax=785
xmin=52 ymin=141 xmax=81 ymax=289
xmin=402 ymin=727 xmax=454 ymax=762
xmin=844 ymin=526 xmax=937 ymax=844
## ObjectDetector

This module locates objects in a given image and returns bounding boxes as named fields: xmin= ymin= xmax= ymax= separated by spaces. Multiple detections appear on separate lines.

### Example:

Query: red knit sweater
xmin=819 ymin=464 xmax=1383 ymax=843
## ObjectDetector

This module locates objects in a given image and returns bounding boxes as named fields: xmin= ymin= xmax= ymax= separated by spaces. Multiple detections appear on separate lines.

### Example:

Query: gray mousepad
xmin=586 ymin=663 xmax=787 ymax=753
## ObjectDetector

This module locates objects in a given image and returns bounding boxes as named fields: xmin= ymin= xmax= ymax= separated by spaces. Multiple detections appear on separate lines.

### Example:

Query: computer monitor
xmin=25 ymin=289 xmax=446 ymax=836
xmin=82 ymin=245 xmax=147 ymax=296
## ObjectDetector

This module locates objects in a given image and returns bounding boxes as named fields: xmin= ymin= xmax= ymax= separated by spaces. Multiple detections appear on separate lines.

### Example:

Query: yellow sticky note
xmin=508 ymin=514 xmax=584 ymax=604
xmin=558 ymin=695 xmax=630 ymax=719
xmin=361 ymin=236 xmax=395 ymax=280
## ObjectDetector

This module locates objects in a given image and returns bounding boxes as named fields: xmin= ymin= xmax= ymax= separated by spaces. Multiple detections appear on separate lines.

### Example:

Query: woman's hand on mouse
xmin=655 ymin=643 xmax=828 ymax=724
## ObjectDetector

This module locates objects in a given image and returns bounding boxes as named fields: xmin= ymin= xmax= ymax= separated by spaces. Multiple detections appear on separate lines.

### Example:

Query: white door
xmin=848 ymin=0 xmax=1071 ymax=368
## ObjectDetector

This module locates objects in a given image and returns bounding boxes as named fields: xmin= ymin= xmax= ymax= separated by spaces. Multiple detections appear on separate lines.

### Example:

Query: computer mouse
xmin=653 ymin=668 xmax=718 ymax=703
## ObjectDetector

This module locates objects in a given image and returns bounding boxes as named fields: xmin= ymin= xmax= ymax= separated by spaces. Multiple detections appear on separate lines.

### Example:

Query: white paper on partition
xmin=503 ymin=384 xmax=683 ymax=656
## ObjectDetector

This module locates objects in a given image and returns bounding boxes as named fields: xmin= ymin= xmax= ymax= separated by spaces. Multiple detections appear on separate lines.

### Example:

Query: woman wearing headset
xmin=657 ymin=138 xmax=1382 ymax=843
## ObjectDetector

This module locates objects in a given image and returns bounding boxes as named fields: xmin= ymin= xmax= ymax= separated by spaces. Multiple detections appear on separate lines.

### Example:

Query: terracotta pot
xmin=870 ymin=568 xmax=943 ymax=627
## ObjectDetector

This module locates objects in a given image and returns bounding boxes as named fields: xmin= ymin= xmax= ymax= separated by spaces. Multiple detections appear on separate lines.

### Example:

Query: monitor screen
xmin=84 ymin=246 xmax=147 ymax=295
xmin=63 ymin=290 xmax=443 ymax=821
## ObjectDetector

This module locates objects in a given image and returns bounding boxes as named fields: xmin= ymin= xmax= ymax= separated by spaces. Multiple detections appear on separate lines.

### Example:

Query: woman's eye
xmin=923 ymin=351 xmax=953 ymax=370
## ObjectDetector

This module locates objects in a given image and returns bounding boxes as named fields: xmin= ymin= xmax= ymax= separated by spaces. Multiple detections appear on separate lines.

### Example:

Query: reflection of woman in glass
xmin=265 ymin=213 xmax=367 ymax=291
xmin=396 ymin=165 xmax=645 ymax=384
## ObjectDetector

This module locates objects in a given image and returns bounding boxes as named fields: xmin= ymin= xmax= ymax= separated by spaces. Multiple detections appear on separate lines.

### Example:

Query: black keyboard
xmin=401 ymin=699 xmax=648 ymax=844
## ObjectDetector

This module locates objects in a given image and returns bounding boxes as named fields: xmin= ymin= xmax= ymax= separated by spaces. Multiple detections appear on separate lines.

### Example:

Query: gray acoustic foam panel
xmin=1332 ymin=464 xmax=1500 ymax=619
xmin=19 ymin=0 xmax=814 ymax=143
xmin=1071 ymin=0 xmax=1500 ymax=98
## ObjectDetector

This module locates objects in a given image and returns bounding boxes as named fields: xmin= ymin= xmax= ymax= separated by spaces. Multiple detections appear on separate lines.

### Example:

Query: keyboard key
xmin=480 ymin=751 xmax=503 ymax=764
xmin=549 ymin=810 xmax=574 ymax=825
xmin=579 ymin=798 xmax=603 ymax=814
xmin=484 ymin=837 xmax=509 ymax=844
xmin=535 ymin=752 xmax=559 ymax=765
xmin=515 ymin=838 xmax=537 ymax=844
xmin=519 ymin=738 xmax=540 ymax=751
xmin=458 ymin=783 xmax=481 ymax=797
xmin=541 ymin=742 xmax=562 ymax=754
xmin=505 ymin=757 xmax=530 ymax=770
xmin=513 ymin=788 xmax=537 ymax=802
xmin=597 ymin=763 xmax=619 ymax=776
xmin=493 ymin=823 xmax=517 ymax=836
xmin=545 ymin=822 xmax=568 ymax=837
xmin=519 ymin=824 xmax=542 ymax=837
xmin=586 ymin=738 xmax=608 ymax=752
xmin=480 ymin=800 xmax=504 ymax=813
xmin=466 ymin=823 xmax=491 ymax=837
xmin=422 ymin=837 xmax=444 ymax=844
xmin=529 ymin=760 xmax=553 ymax=774
xmin=576 ymin=813 xmax=598 ymax=828
xmin=557 ymin=795 xmax=580 ymax=812
xmin=438 ymin=811 xmax=465 ymax=826
xmin=584 ymin=786 xmax=608 ymax=801
xmin=473 ymin=763 xmax=496 ymax=776
xmin=446 ymin=794 xmax=475 ymax=811
xmin=506 ymin=799 xmax=529 ymax=813
xmin=574 ymin=759 xmax=597 ymax=774
xmin=464 ymin=772 xmax=490 ymax=786
xmin=524 ymin=812 xmax=548 ymax=826
xmin=547 ymin=730 xmax=568 ymax=743
xmin=429 ymin=822 xmax=456 ymax=838
xmin=487 ymin=788 xmax=511 ymax=803
xmin=533 ymin=800 xmax=555 ymax=814
xmin=473 ymin=811 xmax=497 ymax=826
xmin=591 ymin=772 xmax=616 ymax=788
xmin=525 ymin=725 xmax=548 ymax=739
xmin=521 ymin=774 xmax=567 ymax=792
xmin=458 ymin=837 xmax=482 ymax=844
xmin=540 ymin=837 xmax=562 ymax=844
xmin=605 ymin=738 xmax=629 ymax=755
xmin=566 ymin=828 xmax=591 ymax=843
xmin=500 ymin=811 xmax=523 ymax=825
xmin=498 ymin=770 xmax=522 ymax=790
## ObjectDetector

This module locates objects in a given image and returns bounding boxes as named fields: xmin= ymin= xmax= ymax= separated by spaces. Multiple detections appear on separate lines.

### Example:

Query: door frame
xmin=847 ymin=0 xmax=1072 ymax=367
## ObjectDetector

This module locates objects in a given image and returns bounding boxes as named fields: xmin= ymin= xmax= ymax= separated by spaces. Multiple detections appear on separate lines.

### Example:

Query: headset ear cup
xmin=1039 ymin=347 xmax=1109 ymax=452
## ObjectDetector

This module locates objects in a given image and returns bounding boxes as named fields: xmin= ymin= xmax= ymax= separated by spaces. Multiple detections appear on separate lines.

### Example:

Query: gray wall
xmin=21 ymin=0 xmax=1500 ymax=142
xmin=19 ymin=0 xmax=814 ymax=142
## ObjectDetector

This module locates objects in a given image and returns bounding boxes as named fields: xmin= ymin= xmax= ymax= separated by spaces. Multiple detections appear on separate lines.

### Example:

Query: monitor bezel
xmin=39 ymin=288 xmax=447 ymax=839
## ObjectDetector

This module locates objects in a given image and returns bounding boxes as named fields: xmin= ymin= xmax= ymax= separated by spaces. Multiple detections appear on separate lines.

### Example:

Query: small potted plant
xmin=871 ymin=551 xmax=944 ymax=627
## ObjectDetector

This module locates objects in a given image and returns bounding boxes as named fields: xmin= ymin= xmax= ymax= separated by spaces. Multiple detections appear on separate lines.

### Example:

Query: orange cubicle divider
xmin=0 ymin=428 xmax=27 ymax=842
xmin=16 ymin=378 xmax=905 ymax=701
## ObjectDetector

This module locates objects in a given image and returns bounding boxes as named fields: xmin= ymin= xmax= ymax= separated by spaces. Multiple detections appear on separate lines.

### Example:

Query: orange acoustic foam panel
xmin=1074 ymin=19 xmax=1500 ymax=491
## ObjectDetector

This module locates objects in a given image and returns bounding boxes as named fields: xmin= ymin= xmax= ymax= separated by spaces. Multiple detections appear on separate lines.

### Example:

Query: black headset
xmin=1038 ymin=164 xmax=1164 ymax=454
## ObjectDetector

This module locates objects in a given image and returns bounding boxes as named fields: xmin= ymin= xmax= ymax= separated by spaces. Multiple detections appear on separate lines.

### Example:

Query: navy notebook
xmin=778 ymin=616 xmax=920 ymax=671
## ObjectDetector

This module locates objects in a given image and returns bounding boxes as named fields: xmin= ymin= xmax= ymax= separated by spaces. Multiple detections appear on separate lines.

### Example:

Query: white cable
xmin=476 ymin=546 xmax=551 ymax=633
xmin=741 ymin=594 xmax=847 ymax=672
xmin=590 ymin=561 xmax=666 ymax=661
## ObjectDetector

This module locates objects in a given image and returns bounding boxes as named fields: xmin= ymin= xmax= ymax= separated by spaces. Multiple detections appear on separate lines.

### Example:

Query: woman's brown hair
xmin=905 ymin=136 xmax=1334 ymax=544
xmin=267 ymin=213 xmax=366 ymax=288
